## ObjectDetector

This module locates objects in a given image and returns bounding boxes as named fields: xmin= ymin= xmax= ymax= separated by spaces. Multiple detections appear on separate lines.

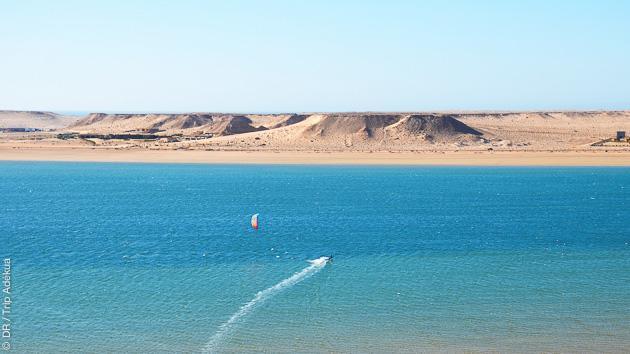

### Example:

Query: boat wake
xmin=202 ymin=257 xmax=329 ymax=353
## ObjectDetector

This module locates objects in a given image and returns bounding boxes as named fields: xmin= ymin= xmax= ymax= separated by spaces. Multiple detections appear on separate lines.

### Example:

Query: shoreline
xmin=1 ymin=147 xmax=629 ymax=166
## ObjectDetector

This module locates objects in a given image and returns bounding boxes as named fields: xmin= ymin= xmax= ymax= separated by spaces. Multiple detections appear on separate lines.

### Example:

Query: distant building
xmin=617 ymin=131 xmax=626 ymax=140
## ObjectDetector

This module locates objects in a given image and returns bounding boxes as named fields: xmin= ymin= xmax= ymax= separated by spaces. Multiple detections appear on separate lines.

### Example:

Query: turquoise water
xmin=2 ymin=162 xmax=630 ymax=353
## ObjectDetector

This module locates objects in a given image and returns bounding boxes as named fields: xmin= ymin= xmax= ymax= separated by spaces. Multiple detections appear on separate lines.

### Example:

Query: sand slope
xmin=0 ymin=111 xmax=80 ymax=129
xmin=205 ymin=113 xmax=486 ymax=150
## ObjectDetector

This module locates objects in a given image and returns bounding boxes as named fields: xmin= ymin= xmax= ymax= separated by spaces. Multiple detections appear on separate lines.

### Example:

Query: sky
xmin=1 ymin=0 xmax=629 ymax=112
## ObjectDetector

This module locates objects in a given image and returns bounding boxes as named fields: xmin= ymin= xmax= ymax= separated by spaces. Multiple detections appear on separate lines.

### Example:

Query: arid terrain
xmin=1 ymin=110 xmax=629 ymax=165
xmin=0 ymin=111 xmax=81 ymax=130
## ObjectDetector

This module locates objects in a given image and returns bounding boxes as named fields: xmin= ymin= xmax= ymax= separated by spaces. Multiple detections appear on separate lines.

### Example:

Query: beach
xmin=1 ymin=146 xmax=630 ymax=166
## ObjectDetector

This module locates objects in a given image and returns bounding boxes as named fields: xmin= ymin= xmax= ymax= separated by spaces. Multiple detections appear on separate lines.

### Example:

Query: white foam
xmin=202 ymin=258 xmax=328 ymax=353
xmin=307 ymin=256 xmax=330 ymax=266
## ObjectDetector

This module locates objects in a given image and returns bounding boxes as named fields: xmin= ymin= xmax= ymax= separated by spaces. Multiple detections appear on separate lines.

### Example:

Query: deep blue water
xmin=2 ymin=162 xmax=629 ymax=353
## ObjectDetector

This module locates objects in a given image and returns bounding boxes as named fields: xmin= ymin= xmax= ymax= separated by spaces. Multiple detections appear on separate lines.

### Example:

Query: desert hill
xmin=385 ymin=115 xmax=481 ymax=139
xmin=69 ymin=113 xmax=306 ymax=136
xmin=205 ymin=113 xmax=486 ymax=150
xmin=61 ymin=112 xmax=487 ymax=149
xmin=302 ymin=113 xmax=482 ymax=142
xmin=2 ymin=110 xmax=628 ymax=152
xmin=0 ymin=111 xmax=80 ymax=130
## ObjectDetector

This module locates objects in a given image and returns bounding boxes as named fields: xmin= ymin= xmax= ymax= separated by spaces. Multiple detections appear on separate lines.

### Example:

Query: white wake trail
xmin=202 ymin=258 xmax=328 ymax=353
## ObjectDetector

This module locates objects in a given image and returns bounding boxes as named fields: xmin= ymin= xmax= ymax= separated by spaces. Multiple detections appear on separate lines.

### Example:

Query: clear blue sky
xmin=1 ymin=0 xmax=628 ymax=112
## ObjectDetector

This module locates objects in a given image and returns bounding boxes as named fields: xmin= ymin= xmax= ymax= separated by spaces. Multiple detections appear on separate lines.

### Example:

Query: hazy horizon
xmin=4 ymin=108 xmax=630 ymax=116
xmin=2 ymin=0 xmax=629 ymax=112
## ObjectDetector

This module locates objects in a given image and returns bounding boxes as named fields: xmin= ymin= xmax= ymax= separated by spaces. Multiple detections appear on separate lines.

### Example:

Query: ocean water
xmin=2 ymin=162 xmax=630 ymax=353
